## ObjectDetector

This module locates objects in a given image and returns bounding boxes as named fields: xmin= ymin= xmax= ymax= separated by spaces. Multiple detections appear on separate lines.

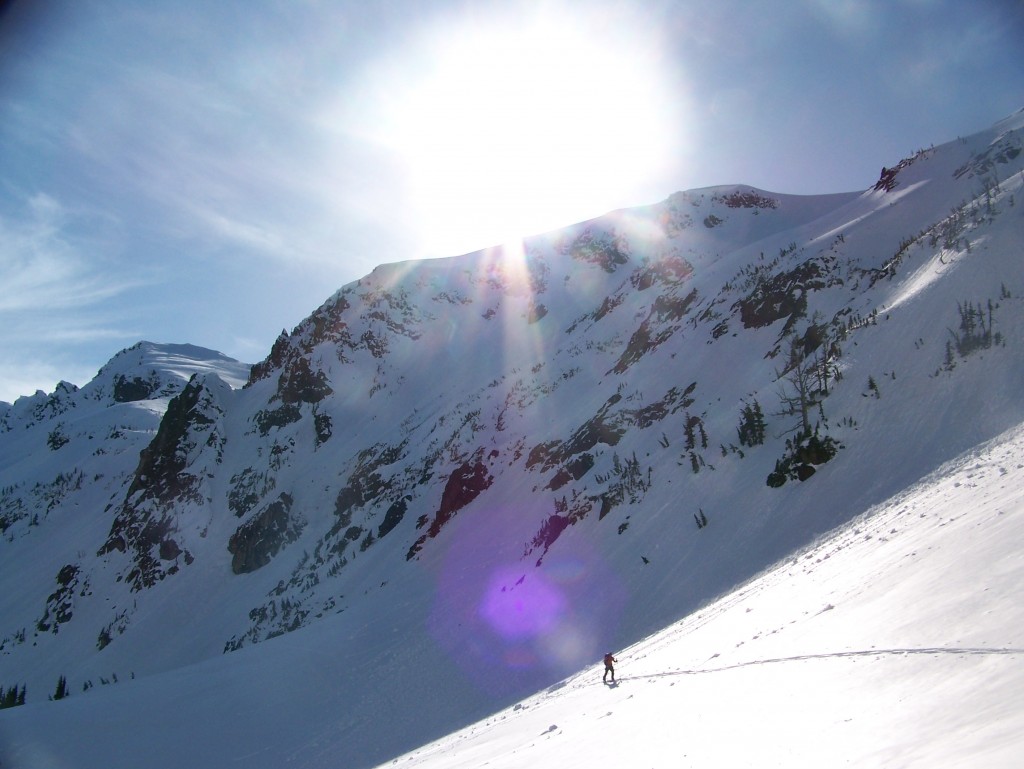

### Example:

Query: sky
xmin=0 ymin=0 xmax=1021 ymax=404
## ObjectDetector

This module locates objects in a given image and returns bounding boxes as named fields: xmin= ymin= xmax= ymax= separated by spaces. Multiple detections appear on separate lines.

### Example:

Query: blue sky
xmin=0 ymin=0 xmax=1021 ymax=403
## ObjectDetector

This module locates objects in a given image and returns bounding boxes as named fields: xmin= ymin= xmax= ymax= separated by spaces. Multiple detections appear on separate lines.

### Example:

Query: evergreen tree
xmin=0 ymin=683 xmax=27 ymax=708
xmin=52 ymin=675 xmax=69 ymax=701
xmin=737 ymin=400 xmax=766 ymax=446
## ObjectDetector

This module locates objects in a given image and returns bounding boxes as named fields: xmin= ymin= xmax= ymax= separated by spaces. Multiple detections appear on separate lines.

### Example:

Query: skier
xmin=602 ymin=652 xmax=618 ymax=683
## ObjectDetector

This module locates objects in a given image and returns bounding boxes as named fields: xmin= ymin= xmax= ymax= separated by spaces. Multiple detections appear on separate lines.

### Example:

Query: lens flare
xmin=480 ymin=567 xmax=567 ymax=640
xmin=426 ymin=504 xmax=627 ymax=695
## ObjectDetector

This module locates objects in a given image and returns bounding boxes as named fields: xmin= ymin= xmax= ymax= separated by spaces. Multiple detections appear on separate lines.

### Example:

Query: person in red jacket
xmin=603 ymin=652 xmax=618 ymax=683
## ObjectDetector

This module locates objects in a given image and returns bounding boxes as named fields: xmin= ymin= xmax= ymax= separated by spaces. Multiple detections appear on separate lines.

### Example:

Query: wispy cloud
xmin=188 ymin=206 xmax=295 ymax=260
xmin=62 ymin=62 xmax=364 ymax=267
xmin=0 ymin=193 xmax=148 ymax=400
xmin=2 ymin=4 xmax=416 ymax=272
xmin=0 ymin=194 xmax=141 ymax=311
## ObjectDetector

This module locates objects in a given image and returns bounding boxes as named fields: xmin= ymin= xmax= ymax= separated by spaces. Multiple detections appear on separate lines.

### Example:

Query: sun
xmin=354 ymin=5 xmax=686 ymax=257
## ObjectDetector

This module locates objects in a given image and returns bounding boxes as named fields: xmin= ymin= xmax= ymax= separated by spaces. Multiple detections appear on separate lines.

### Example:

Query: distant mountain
xmin=1 ymin=109 xmax=1022 ymax=769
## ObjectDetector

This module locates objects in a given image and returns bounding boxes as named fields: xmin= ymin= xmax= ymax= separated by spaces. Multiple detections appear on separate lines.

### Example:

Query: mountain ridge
xmin=1 ymin=109 xmax=1023 ymax=768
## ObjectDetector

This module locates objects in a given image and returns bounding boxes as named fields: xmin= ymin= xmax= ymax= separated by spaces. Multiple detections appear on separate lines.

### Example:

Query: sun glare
xmin=356 ymin=5 xmax=685 ymax=257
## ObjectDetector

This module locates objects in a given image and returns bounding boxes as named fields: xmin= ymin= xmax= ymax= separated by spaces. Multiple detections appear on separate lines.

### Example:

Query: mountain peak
xmin=1 ymin=110 xmax=1023 ymax=769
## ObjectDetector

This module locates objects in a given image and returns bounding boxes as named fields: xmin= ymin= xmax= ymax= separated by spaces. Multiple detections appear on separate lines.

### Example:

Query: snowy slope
xmin=0 ymin=110 xmax=1023 ymax=768
xmin=2 ymin=422 xmax=1021 ymax=769
xmin=386 ymin=426 xmax=1024 ymax=769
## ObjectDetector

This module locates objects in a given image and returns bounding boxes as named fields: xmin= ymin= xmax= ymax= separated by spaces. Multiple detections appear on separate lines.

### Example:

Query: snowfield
xmin=385 ymin=426 xmax=1024 ymax=769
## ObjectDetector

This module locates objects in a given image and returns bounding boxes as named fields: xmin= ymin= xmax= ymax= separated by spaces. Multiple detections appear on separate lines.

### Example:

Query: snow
xmin=385 ymin=427 xmax=1024 ymax=769
xmin=1 ymin=110 xmax=1024 ymax=769
xmin=2 ymin=424 xmax=1021 ymax=768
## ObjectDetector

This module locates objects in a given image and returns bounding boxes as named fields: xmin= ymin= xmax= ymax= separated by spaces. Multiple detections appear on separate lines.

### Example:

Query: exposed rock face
xmin=98 ymin=375 xmax=226 ymax=591
xmin=432 ymin=456 xmax=495 ymax=535
xmin=735 ymin=257 xmax=841 ymax=333
xmin=113 ymin=374 xmax=159 ymax=403
xmin=562 ymin=228 xmax=630 ymax=272
xmin=407 ymin=451 xmax=495 ymax=559
xmin=228 ymin=494 xmax=301 ymax=574
xmin=36 ymin=564 xmax=87 ymax=634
